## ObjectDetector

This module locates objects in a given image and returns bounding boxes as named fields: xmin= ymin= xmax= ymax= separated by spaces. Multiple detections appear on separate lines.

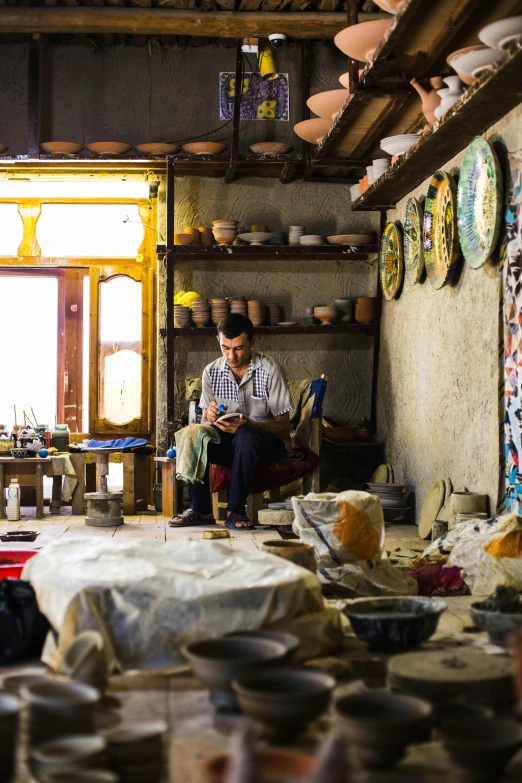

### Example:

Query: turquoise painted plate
xmin=379 ymin=222 xmax=403 ymax=301
xmin=404 ymin=196 xmax=424 ymax=284
xmin=423 ymin=170 xmax=460 ymax=290
xmin=457 ymin=136 xmax=503 ymax=269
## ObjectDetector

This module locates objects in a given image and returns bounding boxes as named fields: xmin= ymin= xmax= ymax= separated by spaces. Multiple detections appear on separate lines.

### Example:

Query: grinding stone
xmin=257 ymin=509 xmax=294 ymax=526
xmin=388 ymin=649 xmax=514 ymax=706
xmin=418 ymin=480 xmax=445 ymax=540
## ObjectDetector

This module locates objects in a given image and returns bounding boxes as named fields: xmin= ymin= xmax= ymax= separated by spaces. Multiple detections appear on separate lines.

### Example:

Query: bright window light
xmin=0 ymin=204 xmax=24 ymax=255
xmin=0 ymin=180 xmax=150 ymax=199
xmin=37 ymin=204 xmax=145 ymax=257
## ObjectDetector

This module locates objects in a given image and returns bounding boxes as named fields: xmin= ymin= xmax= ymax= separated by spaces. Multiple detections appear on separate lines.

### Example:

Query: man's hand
xmin=205 ymin=401 xmax=221 ymax=424
xmin=214 ymin=414 xmax=248 ymax=434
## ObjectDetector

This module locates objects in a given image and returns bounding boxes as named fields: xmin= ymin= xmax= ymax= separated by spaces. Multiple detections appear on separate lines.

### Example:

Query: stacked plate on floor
xmin=247 ymin=300 xmax=264 ymax=326
xmin=22 ymin=681 xmax=101 ymax=745
xmin=230 ymin=297 xmax=247 ymax=316
xmin=366 ymin=482 xmax=411 ymax=523
xmin=289 ymin=226 xmax=305 ymax=245
xmin=210 ymin=298 xmax=229 ymax=326
xmin=266 ymin=302 xmax=281 ymax=325
xmin=105 ymin=721 xmax=167 ymax=783
xmin=0 ymin=693 xmax=20 ymax=781
xmin=30 ymin=735 xmax=108 ymax=778
xmin=300 ymin=235 xmax=325 ymax=246
xmin=191 ymin=297 xmax=210 ymax=328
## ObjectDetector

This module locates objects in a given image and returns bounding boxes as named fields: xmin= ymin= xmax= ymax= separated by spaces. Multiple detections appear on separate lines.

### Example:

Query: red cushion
xmin=210 ymin=447 xmax=322 ymax=494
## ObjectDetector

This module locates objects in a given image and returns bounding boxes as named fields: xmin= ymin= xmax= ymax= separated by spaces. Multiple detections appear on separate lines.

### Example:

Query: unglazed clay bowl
xmin=183 ymin=638 xmax=288 ymax=710
xmin=86 ymin=142 xmax=132 ymax=155
xmin=213 ymin=230 xmax=237 ymax=245
xmin=336 ymin=691 xmax=432 ymax=769
xmin=334 ymin=19 xmax=392 ymax=62
xmin=202 ymin=748 xmax=314 ymax=783
xmin=134 ymin=143 xmax=180 ymax=155
xmin=440 ymin=719 xmax=522 ymax=780
xmin=307 ymin=89 xmax=350 ymax=119
xmin=0 ymin=144 xmax=9 ymax=155
xmin=40 ymin=142 xmax=84 ymax=155
xmin=446 ymin=45 xmax=489 ymax=86
xmin=373 ymin=0 xmax=405 ymax=11
xmin=224 ymin=631 xmax=300 ymax=664
xmin=174 ymin=233 xmax=198 ymax=245
xmin=249 ymin=142 xmax=293 ymax=155
xmin=232 ymin=667 xmax=335 ymax=737
xmin=343 ymin=597 xmax=447 ymax=652
xmin=314 ymin=305 xmax=338 ymax=325
xmin=182 ymin=142 xmax=227 ymax=155
xmin=293 ymin=118 xmax=331 ymax=144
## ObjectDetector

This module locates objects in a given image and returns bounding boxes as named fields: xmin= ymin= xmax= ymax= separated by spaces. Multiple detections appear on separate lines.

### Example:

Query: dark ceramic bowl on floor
xmin=470 ymin=604 xmax=522 ymax=647
xmin=432 ymin=702 xmax=494 ymax=728
xmin=224 ymin=631 xmax=300 ymax=664
xmin=343 ymin=597 xmax=447 ymax=652
xmin=440 ymin=718 xmax=522 ymax=782
xmin=232 ymin=667 xmax=335 ymax=738
xmin=335 ymin=690 xmax=432 ymax=769
xmin=183 ymin=638 xmax=288 ymax=711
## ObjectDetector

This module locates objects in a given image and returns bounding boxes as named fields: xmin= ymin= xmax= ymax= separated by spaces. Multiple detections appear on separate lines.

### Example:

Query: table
xmin=71 ymin=452 xmax=151 ymax=515
xmin=154 ymin=457 xmax=182 ymax=518
xmin=0 ymin=457 xmax=53 ymax=519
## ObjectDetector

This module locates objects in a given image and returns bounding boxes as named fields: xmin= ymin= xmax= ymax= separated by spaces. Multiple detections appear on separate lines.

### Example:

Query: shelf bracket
xmin=224 ymin=40 xmax=243 ymax=185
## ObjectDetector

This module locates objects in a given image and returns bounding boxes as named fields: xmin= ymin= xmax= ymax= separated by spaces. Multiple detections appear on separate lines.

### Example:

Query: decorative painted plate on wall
xmin=404 ymin=196 xmax=424 ymax=284
xmin=457 ymin=136 xmax=503 ymax=269
xmin=379 ymin=222 xmax=404 ymax=301
xmin=423 ymin=170 xmax=460 ymax=290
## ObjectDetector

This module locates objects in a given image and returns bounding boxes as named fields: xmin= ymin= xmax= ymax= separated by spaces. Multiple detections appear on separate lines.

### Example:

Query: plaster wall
xmin=378 ymin=102 xmax=522 ymax=519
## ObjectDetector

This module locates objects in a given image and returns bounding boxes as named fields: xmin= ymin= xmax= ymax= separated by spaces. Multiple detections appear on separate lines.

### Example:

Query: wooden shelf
xmin=352 ymin=42 xmax=522 ymax=210
xmin=314 ymin=0 xmax=522 ymax=165
xmin=158 ymin=243 xmax=378 ymax=260
xmin=174 ymin=324 xmax=375 ymax=336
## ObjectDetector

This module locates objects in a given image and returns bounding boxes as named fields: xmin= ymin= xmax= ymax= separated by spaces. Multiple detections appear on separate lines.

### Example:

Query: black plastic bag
xmin=0 ymin=579 xmax=50 ymax=665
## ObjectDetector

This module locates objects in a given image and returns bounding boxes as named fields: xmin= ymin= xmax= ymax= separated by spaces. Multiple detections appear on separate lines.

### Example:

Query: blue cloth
xmin=86 ymin=438 xmax=148 ymax=450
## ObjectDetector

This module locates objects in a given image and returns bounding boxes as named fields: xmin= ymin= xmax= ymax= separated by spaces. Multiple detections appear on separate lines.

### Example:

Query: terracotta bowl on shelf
xmin=307 ymin=89 xmax=350 ymax=119
xmin=373 ymin=0 xmax=406 ymax=12
xmin=134 ymin=143 xmax=181 ymax=155
xmin=327 ymin=234 xmax=375 ymax=245
xmin=446 ymin=45 xmax=488 ymax=86
xmin=334 ymin=19 xmax=392 ymax=62
xmin=314 ymin=306 xmax=338 ymax=325
xmin=174 ymin=233 xmax=198 ymax=246
xmin=213 ymin=230 xmax=237 ymax=245
xmin=86 ymin=142 xmax=132 ymax=155
xmin=293 ymin=118 xmax=331 ymax=145
xmin=249 ymin=142 xmax=293 ymax=155
xmin=0 ymin=145 xmax=8 ymax=155
xmin=213 ymin=219 xmax=239 ymax=227
xmin=446 ymin=46 xmax=505 ymax=85
xmin=182 ymin=142 xmax=227 ymax=155
xmin=40 ymin=142 xmax=84 ymax=155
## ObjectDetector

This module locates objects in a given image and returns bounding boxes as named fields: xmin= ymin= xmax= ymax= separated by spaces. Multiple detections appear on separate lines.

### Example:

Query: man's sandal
xmin=225 ymin=512 xmax=255 ymax=531
xmin=168 ymin=508 xmax=216 ymax=528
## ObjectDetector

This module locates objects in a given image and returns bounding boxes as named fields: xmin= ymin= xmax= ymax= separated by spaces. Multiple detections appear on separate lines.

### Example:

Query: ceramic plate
xmin=457 ymin=136 xmax=503 ymax=270
xmin=423 ymin=170 xmax=460 ymax=290
xmin=418 ymin=479 xmax=446 ymax=540
xmin=277 ymin=322 xmax=299 ymax=327
xmin=379 ymin=222 xmax=404 ymax=301
xmin=403 ymin=197 xmax=424 ymax=284
xmin=370 ymin=464 xmax=389 ymax=483
xmin=479 ymin=16 xmax=522 ymax=49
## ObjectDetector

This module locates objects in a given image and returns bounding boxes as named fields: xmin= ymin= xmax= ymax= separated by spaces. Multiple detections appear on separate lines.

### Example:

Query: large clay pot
xmin=410 ymin=77 xmax=443 ymax=125
xmin=262 ymin=540 xmax=317 ymax=573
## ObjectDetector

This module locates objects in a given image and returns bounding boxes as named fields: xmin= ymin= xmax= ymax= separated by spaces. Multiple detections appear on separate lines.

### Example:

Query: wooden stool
xmin=71 ymin=452 xmax=150 ymax=516
xmin=0 ymin=457 xmax=48 ymax=519
xmin=154 ymin=457 xmax=183 ymax=518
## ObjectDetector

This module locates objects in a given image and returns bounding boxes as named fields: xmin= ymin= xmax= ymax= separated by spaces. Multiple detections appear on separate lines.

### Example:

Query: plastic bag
xmin=0 ymin=579 xmax=50 ymax=665
xmin=292 ymin=491 xmax=418 ymax=597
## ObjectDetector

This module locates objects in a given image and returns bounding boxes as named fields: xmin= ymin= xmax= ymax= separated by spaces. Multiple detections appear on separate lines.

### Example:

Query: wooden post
xmin=50 ymin=476 xmax=62 ymax=514
xmin=166 ymin=159 xmax=175 ymax=443
xmin=0 ymin=463 xmax=4 ymax=519
xmin=347 ymin=0 xmax=359 ymax=95
xmin=35 ymin=462 xmax=44 ymax=519
xmin=27 ymin=39 xmax=41 ymax=159
xmin=225 ymin=40 xmax=243 ymax=184
xmin=70 ymin=452 xmax=86 ymax=515
xmin=370 ymin=210 xmax=385 ymax=434
xmin=300 ymin=39 xmax=311 ymax=166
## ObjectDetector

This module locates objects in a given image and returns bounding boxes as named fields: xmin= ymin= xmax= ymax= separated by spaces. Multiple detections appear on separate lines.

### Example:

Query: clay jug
xmin=410 ymin=76 xmax=443 ymax=125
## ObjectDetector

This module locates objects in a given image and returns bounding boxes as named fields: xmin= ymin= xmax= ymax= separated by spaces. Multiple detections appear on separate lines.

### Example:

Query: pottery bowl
xmin=134 ymin=143 xmax=180 ymax=155
xmin=213 ymin=231 xmax=237 ymax=245
xmin=0 ymin=145 xmax=9 ymax=155
xmin=237 ymin=233 xmax=274 ymax=244
xmin=182 ymin=142 xmax=227 ymax=155
xmin=224 ymin=631 xmax=299 ymax=664
xmin=40 ymin=142 xmax=84 ymax=155
xmin=10 ymin=448 xmax=29 ymax=458
xmin=43 ymin=772 xmax=118 ymax=783
xmin=2 ymin=674 xmax=49 ymax=694
xmin=249 ymin=142 xmax=293 ymax=155
xmin=479 ymin=15 xmax=522 ymax=50
xmin=183 ymin=638 xmax=288 ymax=703
xmin=174 ymin=233 xmax=198 ymax=245
xmin=448 ymin=47 xmax=505 ymax=84
xmin=372 ymin=0 xmax=405 ymax=12
xmin=261 ymin=540 xmax=316 ymax=573
xmin=213 ymin=219 xmax=239 ymax=226
xmin=22 ymin=680 xmax=100 ymax=743
xmin=307 ymin=89 xmax=349 ymax=119
xmin=336 ymin=691 xmax=432 ymax=769
xmin=323 ymin=425 xmax=359 ymax=443
xmin=367 ymin=483 xmax=406 ymax=494
xmin=343 ymin=597 xmax=447 ymax=652
xmin=432 ymin=703 xmax=493 ymax=728
xmin=30 ymin=734 xmax=107 ymax=774
xmin=380 ymin=134 xmax=421 ymax=156
xmin=446 ymin=45 xmax=488 ymax=86
xmin=334 ymin=19 xmax=392 ymax=62
xmin=440 ymin=718 xmax=522 ymax=778
xmin=314 ymin=306 xmax=338 ymax=325
xmin=470 ymin=604 xmax=522 ymax=647
xmin=233 ymin=667 xmax=335 ymax=736
xmin=293 ymin=118 xmax=330 ymax=145
xmin=86 ymin=142 xmax=131 ymax=155
xmin=202 ymin=748 xmax=314 ymax=783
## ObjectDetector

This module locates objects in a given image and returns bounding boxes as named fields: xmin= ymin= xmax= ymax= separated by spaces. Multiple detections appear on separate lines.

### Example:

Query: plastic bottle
xmin=7 ymin=478 xmax=21 ymax=522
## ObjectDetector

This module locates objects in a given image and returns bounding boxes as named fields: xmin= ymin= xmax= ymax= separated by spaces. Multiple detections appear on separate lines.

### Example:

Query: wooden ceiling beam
xmin=0 ymin=8 xmax=388 ymax=38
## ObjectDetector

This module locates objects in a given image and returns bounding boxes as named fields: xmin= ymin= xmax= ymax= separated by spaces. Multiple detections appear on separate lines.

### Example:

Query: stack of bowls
xmin=251 ymin=224 xmax=268 ymax=232
xmin=247 ymin=300 xmax=264 ymax=327
xmin=350 ymin=183 xmax=360 ymax=201
xmin=22 ymin=681 xmax=100 ymax=744
xmin=230 ymin=298 xmax=247 ymax=316
xmin=191 ymin=298 xmax=211 ymax=327
xmin=355 ymin=297 xmax=377 ymax=324
xmin=268 ymin=231 xmax=286 ymax=245
xmin=289 ymin=226 xmax=305 ymax=246
xmin=266 ymin=302 xmax=281 ymax=325
xmin=30 ymin=735 xmax=107 ymax=778
xmin=184 ymin=227 xmax=200 ymax=244
xmin=300 ymin=234 xmax=325 ymax=246
xmin=213 ymin=220 xmax=239 ymax=245
xmin=372 ymin=157 xmax=391 ymax=180
xmin=174 ymin=305 xmax=192 ymax=328
xmin=366 ymin=482 xmax=411 ymax=522
xmin=105 ymin=722 xmax=167 ymax=783
xmin=199 ymin=227 xmax=214 ymax=246
xmin=0 ymin=693 xmax=20 ymax=781
xmin=334 ymin=299 xmax=355 ymax=323
xmin=366 ymin=165 xmax=376 ymax=186
xmin=210 ymin=298 xmax=229 ymax=326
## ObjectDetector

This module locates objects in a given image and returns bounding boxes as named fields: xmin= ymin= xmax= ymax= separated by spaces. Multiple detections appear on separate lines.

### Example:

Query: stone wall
xmin=378 ymin=102 xmax=522 ymax=519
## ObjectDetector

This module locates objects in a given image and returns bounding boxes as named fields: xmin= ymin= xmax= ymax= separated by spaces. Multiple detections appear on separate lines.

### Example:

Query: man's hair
xmin=217 ymin=313 xmax=254 ymax=342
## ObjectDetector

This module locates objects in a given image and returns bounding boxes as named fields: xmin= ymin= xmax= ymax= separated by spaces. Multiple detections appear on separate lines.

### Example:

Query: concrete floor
xmin=2 ymin=510 xmax=521 ymax=782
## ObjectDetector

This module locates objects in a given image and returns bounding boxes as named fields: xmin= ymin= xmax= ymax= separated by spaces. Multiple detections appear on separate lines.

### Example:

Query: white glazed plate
xmin=450 ymin=48 xmax=505 ymax=80
xmin=479 ymin=16 xmax=522 ymax=49
xmin=380 ymin=134 xmax=421 ymax=156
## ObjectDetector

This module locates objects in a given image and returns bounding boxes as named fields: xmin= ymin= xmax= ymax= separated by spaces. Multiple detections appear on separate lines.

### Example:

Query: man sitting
xmin=169 ymin=313 xmax=292 ymax=531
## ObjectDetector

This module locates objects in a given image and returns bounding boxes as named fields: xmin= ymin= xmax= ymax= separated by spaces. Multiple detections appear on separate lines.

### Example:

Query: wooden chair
xmin=211 ymin=375 xmax=328 ymax=524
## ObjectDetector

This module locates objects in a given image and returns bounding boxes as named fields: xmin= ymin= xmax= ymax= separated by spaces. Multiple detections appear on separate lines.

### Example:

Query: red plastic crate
xmin=0 ymin=550 xmax=38 ymax=579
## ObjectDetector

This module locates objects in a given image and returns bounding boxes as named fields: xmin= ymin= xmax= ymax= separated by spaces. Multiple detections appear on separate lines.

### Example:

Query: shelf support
xmin=370 ymin=210 xmax=385 ymax=434
xmin=347 ymin=0 xmax=359 ymax=96
xmin=224 ymin=40 xmax=243 ymax=185
xmin=166 ymin=158 xmax=175 ymax=442
xmin=27 ymin=38 xmax=41 ymax=160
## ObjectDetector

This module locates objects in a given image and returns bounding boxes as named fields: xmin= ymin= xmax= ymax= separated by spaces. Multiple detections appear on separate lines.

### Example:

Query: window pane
xmin=37 ymin=204 xmax=145 ymax=257
xmin=0 ymin=205 xmax=24 ymax=256
xmin=99 ymin=276 xmax=142 ymax=425
xmin=0 ymin=277 xmax=57 ymax=426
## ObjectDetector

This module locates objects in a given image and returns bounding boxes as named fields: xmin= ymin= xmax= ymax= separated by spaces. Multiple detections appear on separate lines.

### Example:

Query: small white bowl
xmin=479 ymin=16 xmax=522 ymax=49
xmin=450 ymin=48 xmax=505 ymax=81
xmin=380 ymin=134 xmax=421 ymax=156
